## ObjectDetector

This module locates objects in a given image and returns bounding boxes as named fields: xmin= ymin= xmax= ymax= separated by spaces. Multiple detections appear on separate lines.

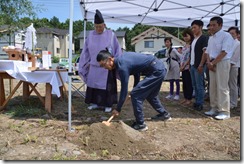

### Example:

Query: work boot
xmin=151 ymin=111 xmax=171 ymax=121
xmin=87 ymin=104 xmax=98 ymax=110
xmin=165 ymin=94 xmax=173 ymax=100
xmin=204 ymin=108 xmax=218 ymax=116
xmin=104 ymin=107 xmax=112 ymax=113
xmin=215 ymin=112 xmax=230 ymax=120
xmin=131 ymin=122 xmax=148 ymax=131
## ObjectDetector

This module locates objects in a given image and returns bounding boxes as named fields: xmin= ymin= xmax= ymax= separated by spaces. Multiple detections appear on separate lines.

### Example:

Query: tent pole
xmin=83 ymin=10 xmax=87 ymax=44
xmin=178 ymin=27 xmax=179 ymax=39
xmin=68 ymin=0 xmax=74 ymax=132
xmin=82 ymin=7 xmax=87 ymax=88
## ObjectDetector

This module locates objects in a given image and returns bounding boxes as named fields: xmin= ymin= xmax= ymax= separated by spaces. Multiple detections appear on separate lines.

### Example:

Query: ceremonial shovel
xmin=102 ymin=115 xmax=115 ymax=126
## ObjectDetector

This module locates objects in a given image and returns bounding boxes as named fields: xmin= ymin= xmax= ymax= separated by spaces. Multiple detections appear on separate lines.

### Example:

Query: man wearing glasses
xmin=97 ymin=50 xmax=171 ymax=131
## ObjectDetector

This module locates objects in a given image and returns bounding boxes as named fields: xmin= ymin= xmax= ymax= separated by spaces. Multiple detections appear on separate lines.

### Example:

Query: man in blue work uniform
xmin=97 ymin=50 xmax=171 ymax=131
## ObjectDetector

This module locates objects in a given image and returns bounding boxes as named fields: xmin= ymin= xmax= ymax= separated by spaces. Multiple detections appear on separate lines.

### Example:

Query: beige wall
xmin=53 ymin=35 xmax=60 ymax=57
xmin=63 ymin=35 xmax=74 ymax=58
xmin=36 ymin=33 xmax=74 ymax=58
xmin=36 ymin=33 xmax=54 ymax=55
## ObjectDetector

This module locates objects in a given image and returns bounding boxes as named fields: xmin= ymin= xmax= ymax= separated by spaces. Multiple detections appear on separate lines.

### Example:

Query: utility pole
xmin=178 ymin=27 xmax=179 ymax=39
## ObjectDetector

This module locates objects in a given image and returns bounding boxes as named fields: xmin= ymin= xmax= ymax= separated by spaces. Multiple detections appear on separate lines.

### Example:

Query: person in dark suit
xmin=189 ymin=20 xmax=208 ymax=111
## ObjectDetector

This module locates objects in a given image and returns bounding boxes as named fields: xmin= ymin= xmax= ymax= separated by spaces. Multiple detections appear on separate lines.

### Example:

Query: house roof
xmin=0 ymin=25 xmax=9 ymax=33
xmin=36 ymin=27 xmax=69 ymax=35
xmin=78 ymin=30 xmax=126 ymax=39
xmin=0 ymin=25 xmax=19 ymax=33
xmin=131 ymin=27 xmax=185 ymax=46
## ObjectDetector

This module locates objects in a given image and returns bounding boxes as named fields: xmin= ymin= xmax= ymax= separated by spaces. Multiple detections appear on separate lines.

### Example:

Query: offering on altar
xmin=2 ymin=46 xmax=28 ymax=61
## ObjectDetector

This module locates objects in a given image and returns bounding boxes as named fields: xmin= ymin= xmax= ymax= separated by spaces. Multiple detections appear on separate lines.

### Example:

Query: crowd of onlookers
xmin=163 ymin=16 xmax=240 ymax=120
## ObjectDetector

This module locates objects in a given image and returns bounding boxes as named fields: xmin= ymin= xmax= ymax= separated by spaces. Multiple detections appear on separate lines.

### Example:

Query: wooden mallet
xmin=102 ymin=115 xmax=115 ymax=126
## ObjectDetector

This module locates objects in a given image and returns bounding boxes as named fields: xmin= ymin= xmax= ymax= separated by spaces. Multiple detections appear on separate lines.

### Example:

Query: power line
xmin=29 ymin=0 xmax=83 ymax=22
xmin=32 ymin=0 xmax=80 ymax=5
xmin=31 ymin=0 xmax=81 ymax=8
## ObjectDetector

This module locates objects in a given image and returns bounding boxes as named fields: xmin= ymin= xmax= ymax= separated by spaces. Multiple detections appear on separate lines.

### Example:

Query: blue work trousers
xmin=130 ymin=59 xmax=168 ymax=124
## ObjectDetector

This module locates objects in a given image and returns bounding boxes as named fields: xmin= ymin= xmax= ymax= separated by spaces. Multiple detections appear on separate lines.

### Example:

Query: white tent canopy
xmin=80 ymin=0 xmax=240 ymax=29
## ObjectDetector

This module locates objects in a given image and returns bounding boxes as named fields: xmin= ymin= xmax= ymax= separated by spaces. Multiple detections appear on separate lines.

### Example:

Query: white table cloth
xmin=0 ymin=60 xmax=68 ymax=97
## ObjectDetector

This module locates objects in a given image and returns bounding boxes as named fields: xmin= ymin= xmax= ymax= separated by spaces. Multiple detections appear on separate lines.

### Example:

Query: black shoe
xmin=204 ymin=95 xmax=210 ymax=101
xmin=131 ymin=122 xmax=148 ymax=131
xmin=195 ymin=105 xmax=203 ymax=111
xmin=151 ymin=112 xmax=171 ymax=121
xmin=193 ymin=103 xmax=198 ymax=108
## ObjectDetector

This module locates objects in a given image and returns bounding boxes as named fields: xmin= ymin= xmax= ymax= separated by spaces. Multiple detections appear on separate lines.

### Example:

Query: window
xmin=56 ymin=48 xmax=60 ymax=53
xmin=144 ymin=41 xmax=154 ymax=48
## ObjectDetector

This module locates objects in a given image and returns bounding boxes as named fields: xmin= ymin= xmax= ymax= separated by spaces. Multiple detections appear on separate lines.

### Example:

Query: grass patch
xmin=101 ymin=149 xmax=110 ymax=157
xmin=39 ymin=119 xmax=48 ymax=126
xmin=9 ymin=123 xmax=23 ymax=133
xmin=22 ymin=134 xmax=38 ymax=144
xmin=5 ymin=105 xmax=46 ymax=118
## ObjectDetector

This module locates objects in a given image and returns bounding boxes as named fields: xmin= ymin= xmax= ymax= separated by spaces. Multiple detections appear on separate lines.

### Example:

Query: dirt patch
xmin=69 ymin=121 xmax=155 ymax=159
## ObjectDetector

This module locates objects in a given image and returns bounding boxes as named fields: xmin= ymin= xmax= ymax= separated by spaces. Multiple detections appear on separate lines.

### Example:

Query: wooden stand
xmin=4 ymin=49 xmax=27 ymax=61
xmin=3 ymin=48 xmax=39 ymax=70
xmin=27 ymin=53 xmax=36 ymax=68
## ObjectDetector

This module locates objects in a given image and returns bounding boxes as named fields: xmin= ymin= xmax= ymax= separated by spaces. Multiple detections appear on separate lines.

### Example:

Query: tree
xmin=18 ymin=17 xmax=33 ymax=29
xmin=116 ymin=26 xmax=133 ymax=51
xmin=52 ymin=56 xmax=59 ymax=63
xmin=0 ymin=0 xmax=40 ymax=26
xmin=70 ymin=20 xmax=94 ymax=54
xmin=50 ymin=16 xmax=61 ymax=28
xmin=33 ymin=18 xmax=50 ymax=29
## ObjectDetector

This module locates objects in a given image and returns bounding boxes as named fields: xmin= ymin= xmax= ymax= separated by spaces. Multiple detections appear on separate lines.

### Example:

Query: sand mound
xmin=74 ymin=121 xmax=156 ymax=158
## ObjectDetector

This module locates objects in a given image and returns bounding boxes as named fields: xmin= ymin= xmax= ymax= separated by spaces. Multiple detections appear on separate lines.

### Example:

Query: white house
xmin=131 ymin=27 xmax=185 ymax=54
xmin=0 ymin=25 xmax=25 ymax=59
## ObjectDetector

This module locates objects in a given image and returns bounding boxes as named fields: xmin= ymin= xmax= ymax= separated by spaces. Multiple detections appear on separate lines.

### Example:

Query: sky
xmin=31 ymin=0 xmax=133 ymax=30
